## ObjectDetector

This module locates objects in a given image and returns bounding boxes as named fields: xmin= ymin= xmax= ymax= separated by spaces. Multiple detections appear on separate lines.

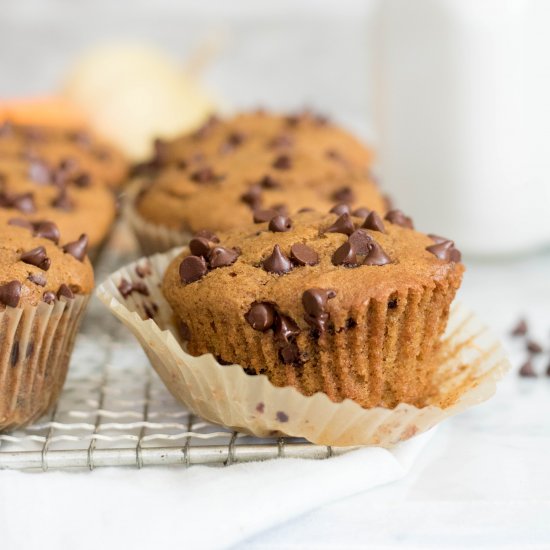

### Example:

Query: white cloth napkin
xmin=0 ymin=430 xmax=433 ymax=550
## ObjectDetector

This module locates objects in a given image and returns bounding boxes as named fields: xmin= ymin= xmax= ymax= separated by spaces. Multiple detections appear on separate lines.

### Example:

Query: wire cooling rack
xmin=0 ymin=232 xmax=354 ymax=471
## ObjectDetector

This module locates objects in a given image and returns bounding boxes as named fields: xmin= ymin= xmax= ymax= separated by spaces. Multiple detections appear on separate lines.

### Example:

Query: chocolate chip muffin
xmin=0 ymin=219 xmax=93 ymax=431
xmin=162 ymin=208 xmax=464 ymax=409
xmin=127 ymin=110 xmax=386 ymax=254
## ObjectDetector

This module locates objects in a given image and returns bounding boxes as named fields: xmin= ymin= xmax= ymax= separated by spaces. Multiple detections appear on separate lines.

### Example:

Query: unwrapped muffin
xmin=162 ymin=208 xmax=464 ymax=409
xmin=0 ymin=220 xmax=93 ymax=431
xmin=127 ymin=110 xmax=386 ymax=253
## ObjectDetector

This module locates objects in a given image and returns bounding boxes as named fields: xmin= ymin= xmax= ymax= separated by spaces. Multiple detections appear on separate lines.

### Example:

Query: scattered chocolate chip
xmin=34 ymin=221 xmax=60 ymax=244
xmin=352 ymin=207 xmax=371 ymax=219
xmin=348 ymin=229 xmax=373 ymax=255
xmin=272 ymin=203 xmax=289 ymax=216
xmin=0 ymin=191 xmax=36 ymax=213
xmin=276 ymin=411 xmax=289 ymax=422
xmin=57 ymin=284 xmax=74 ymax=300
xmin=73 ymin=173 xmax=91 ymax=188
xmin=363 ymin=242 xmax=391 ymax=266
xmin=209 ymin=246 xmax=239 ymax=269
xmin=511 ymin=318 xmax=528 ymax=337
xmin=332 ymin=242 xmax=357 ymax=267
xmin=179 ymin=255 xmax=208 ymax=284
xmin=290 ymin=243 xmax=319 ymax=266
xmin=527 ymin=340 xmax=543 ymax=354
xmin=298 ymin=207 xmax=314 ymax=213
xmin=256 ymin=402 xmax=265 ymax=413
xmin=62 ymin=234 xmax=88 ymax=262
xmin=51 ymin=187 xmax=74 ymax=211
xmin=253 ymin=208 xmax=279 ymax=223
xmin=268 ymin=134 xmax=294 ymax=149
xmin=268 ymin=215 xmax=292 ymax=233
xmin=118 ymin=278 xmax=149 ymax=299
xmin=20 ymin=247 xmax=50 ymax=271
xmin=245 ymin=302 xmax=275 ymax=331
xmin=241 ymin=185 xmax=262 ymax=209
xmin=8 ymin=218 xmax=33 ymax=230
xmin=28 ymin=273 xmax=46 ymax=287
xmin=193 ymin=229 xmax=219 ymax=243
xmin=426 ymin=240 xmax=459 ymax=262
xmin=135 ymin=263 xmax=152 ymax=278
xmin=332 ymin=186 xmax=355 ymax=203
xmin=220 ymin=131 xmax=245 ymax=154
xmin=272 ymin=155 xmax=292 ymax=170
xmin=189 ymin=237 xmax=212 ymax=257
xmin=262 ymin=245 xmax=293 ymax=274
xmin=362 ymin=211 xmax=385 ymax=233
xmin=27 ymin=159 xmax=50 ymax=185
xmin=329 ymin=203 xmax=351 ymax=216
xmin=178 ymin=320 xmax=191 ymax=341
xmin=428 ymin=234 xmax=449 ymax=244
xmin=42 ymin=291 xmax=56 ymax=304
xmin=325 ymin=213 xmax=355 ymax=236
xmin=279 ymin=344 xmax=301 ymax=365
xmin=190 ymin=167 xmax=222 ymax=184
xmin=519 ymin=359 xmax=537 ymax=377
xmin=0 ymin=281 xmax=22 ymax=307
xmin=258 ymin=175 xmax=281 ymax=189
xmin=385 ymin=209 xmax=414 ymax=229
xmin=274 ymin=314 xmax=300 ymax=343
xmin=302 ymin=288 xmax=336 ymax=332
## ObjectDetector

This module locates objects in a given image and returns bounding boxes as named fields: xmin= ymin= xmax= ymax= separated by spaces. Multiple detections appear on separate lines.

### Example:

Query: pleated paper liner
xmin=96 ymin=249 xmax=510 ymax=447
xmin=0 ymin=294 xmax=90 ymax=432
xmin=123 ymin=180 xmax=193 ymax=256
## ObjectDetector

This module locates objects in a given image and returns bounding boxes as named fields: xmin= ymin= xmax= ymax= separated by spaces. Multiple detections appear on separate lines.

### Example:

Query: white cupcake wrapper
xmin=96 ymin=248 xmax=510 ymax=447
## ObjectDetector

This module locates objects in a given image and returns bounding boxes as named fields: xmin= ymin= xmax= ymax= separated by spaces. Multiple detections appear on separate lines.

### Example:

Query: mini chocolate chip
xmin=363 ymin=242 xmax=391 ymax=266
xmin=511 ymin=319 xmax=528 ymax=337
xmin=519 ymin=359 xmax=537 ymax=377
xmin=220 ymin=131 xmax=245 ymax=154
xmin=262 ymin=245 xmax=293 ymax=274
xmin=245 ymin=302 xmax=275 ymax=331
xmin=209 ymin=246 xmax=239 ymax=269
xmin=193 ymin=229 xmax=219 ymax=243
xmin=325 ymin=213 xmax=355 ymax=236
xmin=259 ymin=175 xmax=281 ymax=189
xmin=20 ymin=247 xmax=50 ymax=271
xmin=362 ymin=211 xmax=385 ymax=233
xmin=190 ymin=167 xmax=222 ymax=184
xmin=118 ymin=279 xmax=149 ymax=299
xmin=385 ymin=209 xmax=414 ymax=229
xmin=352 ymin=207 xmax=371 ymax=219
xmin=268 ymin=215 xmax=292 ymax=233
xmin=527 ymin=340 xmax=543 ymax=354
xmin=332 ymin=242 xmax=357 ymax=267
xmin=28 ymin=159 xmax=51 ymax=184
xmin=189 ymin=237 xmax=211 ymax=257
xmin=329 ymin=203 xmax=351 ymax=216
xmin=43 ymin=291 xmax=56 ymax=304
xmin=332 ymin=186 xmax=355 ymax=203
xmin=63 ymin=234 xmax=89 ymax=262
xmin=302 ymin=288 xmax=336 ymax=332
xmin=274 ymin=314 xmax=300 ymax=343
xmin=426 ymin=240 xmax=458 ymax=262
xmin=279 ymin=344 xmax=301 ymax=365
xmin=349 ymin=229 xmax=374 ymax=255
xmin=241 ymin=185 xmax=262 ymax=209
xmin=0 ymin=281 xmax=22 ymax=307
xmin=57 ymin=284 xmax=74 ymax=300
xmin=178 ymin=320 xmax=191 ymax=341
xmin=73 ymin=173 xmax=91 ymax=188
xmin=13 ymin=193 xmax=36 ymax=213
xmin=268 ymin=134 xmax=294 ymax=149
xmin=428 ymin=234 xmax=449 ymax=244
xmin=256 ymin=402 xmax=265 ymax=413
xmin=253 ymin=208 xmax=279 ymax=223
xmin=276 ymin=411 xmax=289 ymax=422
xmin=298 ymin=207 xmax=314 ymax=213
xmin=28 ymin=273 xmax=46 ymax=287
xmin=34 ymin=221 xmax=60 ymax=244
xmin=272 ymin=155 xmax=292 ymax=170
xmin=179 ymin=255 xmax=208 ymax=283
xmin=290 ymin=243 xmax=319 ymax=266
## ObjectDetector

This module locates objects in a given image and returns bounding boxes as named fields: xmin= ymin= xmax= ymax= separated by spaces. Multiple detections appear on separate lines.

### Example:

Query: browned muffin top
xmin=134 ymin=110 xmax=386 ymax=234
xmin=0 ymin=220 xmax=94 ymax=308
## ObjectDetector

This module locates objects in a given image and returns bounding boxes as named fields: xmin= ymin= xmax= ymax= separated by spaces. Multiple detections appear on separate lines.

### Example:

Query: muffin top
xmin=0 ymin=220 xmax=94 ymax=308
xmin=162 ymin=208 xmax=464 ymax=334
xmin=0 ymin=155 xmax=116 ymax=248
xmin=0 ymin=121 xmax=128 ymax=189
xmin=134 ymin=110 xmax=386 ymax=233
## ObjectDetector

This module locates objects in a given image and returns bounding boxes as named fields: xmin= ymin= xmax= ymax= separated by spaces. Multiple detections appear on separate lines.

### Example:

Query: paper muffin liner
xmin=123 ymin=180 xmax=193 ymax=256
xmin=97 ymin=249 xmax=510 ymax=447
xmin=0 ymin=294 xmax=90 ymax=432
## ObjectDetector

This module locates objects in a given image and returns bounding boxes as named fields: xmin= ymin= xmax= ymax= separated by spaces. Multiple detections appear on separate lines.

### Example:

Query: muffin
xmin=0 ymin=219 xmax=93 ymax=431
xmin=162 ymin=208 xmax=464 ymax=409
xmin=127 ymin=110 xmax=386 ymax=253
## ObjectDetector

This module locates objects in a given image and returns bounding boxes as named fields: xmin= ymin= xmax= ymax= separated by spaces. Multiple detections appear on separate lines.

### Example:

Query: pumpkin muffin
xmin=0 ymin=219 xmax=93 ymax=431
xmin=128 ymin=110 xmax=386 ymax=253
xmin=162 ymin=208 xmax=464 ymax=409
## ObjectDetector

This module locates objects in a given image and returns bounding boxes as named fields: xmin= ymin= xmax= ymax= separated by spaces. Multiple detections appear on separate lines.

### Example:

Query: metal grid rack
xmin=0 ymin=238 xmax=351 ymax=471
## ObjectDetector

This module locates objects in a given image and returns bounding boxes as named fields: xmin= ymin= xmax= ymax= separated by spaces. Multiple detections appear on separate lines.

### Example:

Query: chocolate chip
xmin=268 ymin=134 xmax=294 ymax=149
xmin=332 ymin=242 xmax=357 ymax=267
xmin=0 ymin=281 xmax=22 ymax=307
xmin=385 ymin=209 xmax=414 ymax=229
xmin=290 ymin=243 xmax=319 ymax=266
xmin=245 ymin=302 xmax=275 ymax=331
xmin=362 ymin=211 xmax=385 ymax=233
xmin=135 ymin=263 xmax=152 ymax=278
xmin=241 ymin=185 xmax=262 ymax=209
xmin=511 ymin=318 xmax=528 ymax=337
xmin=0 ymin=192 xmax=36 ymax=213
xmin=258 ymin=175 xmax=281 ymax=189
xmin=28 ymin=159 xmax=51 ymax=184
xmin=329 ymin=203 xmax=351 ymax=216
xmin=73 ymin=173 xmax=91 ymax=188
xmin=189 ymin=237 xmax=211 ymax=257
xmin=51 ymin=187 xmax=74 ymax=211
xmin=63 ymin=234 xmax=88 ymax=262
xmin=118 ymin=278 xmax=149 ymax=298
xmin=209 ymin=246 xmax=239 ymax=269
xmin=190 ymin=167 xmax=222 ymax=184
xmin=268 ymin=215 xmax=292 ymax=233
xmin=34 ymin=221 xmax=60 ymax=244
xmin=426 ymin=240 xmax=460 ymax=262
xmin=272 ymin=155 xmax=292 ymax=170
xmin=256 ymin=402 xmax=265 ymax=413
xmin=179 ymin=255 xmax=208 ymax=283
xmin=253 ymin=208 xmax=279 ymax=223
xmin=348 ymin=229 xmax=373 ymax=255
xmin=28 ymin=273 xmax=46 ymax=287
xmin=57 ymin=284 xmax=74 ymax=300
xmin=519 ymin=359 xmax=537 ymax=377
xmin=332 ymin=186 xmax=355 ymax=203
xmin=42 ymin=291 xmax=56 ymax=304
xmin=274 ymin=314 xmax=300 ymax=343
xmin=276 ymin=411 xmax=289 ymax=422
xmin=428 ymin=234 xmax=449 ymax=244
xmin=220 ymin=131 xmax=245 ymax=154
xmin=363 ymin=242 xmax=391 ymax=266
xmin=325 ymin=213 xmax=355 ymax=236
xmin=192 ymin=115 xmax=219 ymax=139
xmin=302 ymin=288 xmax=336 ymax=332
xmin=20 ymin=246 xmax=50 ymax=271
xmin=352 ymin=207 xmax=371 ymax=219
xmin=262 ymin=245 xmax=293 ymax=274
xmin=527 ymin=340 xmax=543 ymax=354
xmin=193 ymin=229 xmax=219 ymax=243
xmin=8 ymin=218 xmax=33 ymax=230
xmin=272 ymin=203 xmax=289 ymax=216
xmin=298 ymin=207 xmax=314 ymax=213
